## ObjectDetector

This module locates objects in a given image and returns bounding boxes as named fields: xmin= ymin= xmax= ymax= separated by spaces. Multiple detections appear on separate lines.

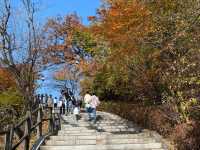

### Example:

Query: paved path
xmin=40 ymin=111 xmax=168 ymax=150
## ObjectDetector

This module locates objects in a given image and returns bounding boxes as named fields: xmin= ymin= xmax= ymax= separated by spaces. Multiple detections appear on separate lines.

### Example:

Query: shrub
xmin=99 ymin=101 xmax=200 ymax=150
xmin=171 ymin=121 xmax=200 ymax=150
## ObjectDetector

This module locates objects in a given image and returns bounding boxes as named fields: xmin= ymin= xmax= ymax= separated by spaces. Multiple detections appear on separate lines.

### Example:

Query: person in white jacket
xmin=73 ymin=103 xmax=80 ymax=123
xmin=84 ymin=92 xmax=92 ymax=120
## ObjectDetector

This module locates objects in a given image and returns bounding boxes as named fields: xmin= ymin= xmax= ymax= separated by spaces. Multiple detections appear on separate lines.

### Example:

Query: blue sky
xmin=38 ymin=0 xmax=101 ymax=25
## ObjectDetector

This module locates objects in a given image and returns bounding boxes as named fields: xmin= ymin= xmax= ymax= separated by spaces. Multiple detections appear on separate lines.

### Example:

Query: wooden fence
xmin=0 ymin=105 xmax=61 ymax=150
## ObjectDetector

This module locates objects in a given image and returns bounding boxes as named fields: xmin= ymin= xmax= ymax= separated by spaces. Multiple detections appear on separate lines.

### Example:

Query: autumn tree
xmin=0 ymin=67 xmax=23 ymax=105
xmin=0 ymin=67 xmax=16 ymax=91
xmin=0 ymin=0 xmax=43 ymax=110
xmin=0 ymin=67 xmax=24 ymax=132
xmin=43 ymin=14 xmax=98 ymax=96
xmin=142 ymin=0 xmax=200 ymax=121
xmin=43 ymin=14 xmax=91 ymax=64
xmin=83 ymin=0 xmax=200 ymax=122
xmin=82 ymin=0 xmax=154 ymax=100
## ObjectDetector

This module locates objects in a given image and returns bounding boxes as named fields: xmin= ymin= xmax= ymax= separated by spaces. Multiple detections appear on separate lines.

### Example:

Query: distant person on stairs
xmin=73 ymin=101 xmax=80 ymax=123
xmin=84 ymin=92 xmax=92 ymax=120
xmin=58 ymin=96 xmax=65 ymax=115
xmin=53 ymin=97 xmax=58 ymax=113
xmin=90 ymin=93 xmax=100 ymax=123
xmin=47 ymin=94 xmax=53 ymax=108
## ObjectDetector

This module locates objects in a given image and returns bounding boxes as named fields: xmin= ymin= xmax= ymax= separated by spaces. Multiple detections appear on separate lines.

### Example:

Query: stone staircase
xmin=40 ymin=111 xmax=168 ymax=150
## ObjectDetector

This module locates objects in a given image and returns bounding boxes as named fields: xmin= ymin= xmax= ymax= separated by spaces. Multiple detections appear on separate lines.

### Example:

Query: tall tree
xmin=86 ymin=0 xmax=200 ymax=121
xmin=0 ymin=0 xmax=43 ymax=110
xmin=82 ymin=0 xmax=154 ymax=100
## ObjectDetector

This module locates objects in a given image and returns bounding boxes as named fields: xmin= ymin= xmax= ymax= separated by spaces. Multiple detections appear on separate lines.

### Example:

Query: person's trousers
xmin=86 ymin=107 xmax=92 ymax=119
xmin=91 ymin=108 xmax=96 ymax=121
xmin=59 ymin=107 xmax=62 ymax=114
xmin=60 ymin=105 xmax=65 ymax=115
xmin=73 ymin=114 xmax=79 ymax=123
xmin=62 ymin=104 xmax=65 ymax=114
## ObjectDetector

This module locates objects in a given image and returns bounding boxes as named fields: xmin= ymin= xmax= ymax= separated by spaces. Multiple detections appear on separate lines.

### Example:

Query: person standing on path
xmin=90 ymin=93 xmax=100 ymax=123
xmin=84 ymin=92 xmax=92 ymax=120
xmin=53 ymin=97 xmax=58 ymax=113
xmin=47 ymin=95 xmax=53 ymax=108
xmin=68 ymin=99 xmax=73 ymax=114
xmin=58 ymin=96 xmax=65 ymax=115
xmin=73 ymin=101 xmax=80 ymax=123
xmin=44 ymin=94 xmax=48 ymax=107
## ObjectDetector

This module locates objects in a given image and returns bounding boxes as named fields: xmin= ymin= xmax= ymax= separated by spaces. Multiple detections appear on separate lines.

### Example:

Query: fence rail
xmin=0 ymin=105 xmax=61 ymax=150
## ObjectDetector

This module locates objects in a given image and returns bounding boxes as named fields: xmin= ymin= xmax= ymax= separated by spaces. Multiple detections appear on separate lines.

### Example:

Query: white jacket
xmin=58 ymin=100 xmax=63 ymax=107
xmin=73 ymin=107 xmax=79 ymax=115
xmin=84 ymin=94 xmax=92 ymax=103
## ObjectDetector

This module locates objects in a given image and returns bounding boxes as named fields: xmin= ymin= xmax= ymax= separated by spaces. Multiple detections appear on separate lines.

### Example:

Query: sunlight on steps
xmin=40 ymin=111 xmax=168 ymax=150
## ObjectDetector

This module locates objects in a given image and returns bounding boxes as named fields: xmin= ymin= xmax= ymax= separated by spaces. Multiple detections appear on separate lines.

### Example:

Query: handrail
xmin=31 ymin=107 xmax=41 ymax=115
xmin=31 ymin=121 xmax=42 ymax=131
xmin=31 ymin=132 xmax=52 ymax=150
xmin=31 ymin=110 xmax=62 ymax=150
xmin=0 ymin=104 xmax=61 ymax=150
xmin=14 ymin=117 xmax=28 ymax=129
xmin=12 ymin=135 xmax=28 ymax=149
xmin=0 ymin=131 xmax=8 ymax=135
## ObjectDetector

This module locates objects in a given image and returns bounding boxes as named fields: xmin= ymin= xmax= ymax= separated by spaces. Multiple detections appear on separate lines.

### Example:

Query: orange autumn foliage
xmin=43 ymin=14 xmax=87 ymax=64
xmin=77 ymin=59 xmax=100 ymax=77
xmin=90 ymin=0 xmax=153 ymax=58
xmin=0 ymin=68 xmax=16 ymax=91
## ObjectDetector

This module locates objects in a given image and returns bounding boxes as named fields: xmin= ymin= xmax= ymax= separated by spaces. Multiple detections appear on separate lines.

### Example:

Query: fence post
xmin=5 ymin=130 xmax=10 ymax=150
xmin=5 ymin=125 xmax=14 ymax=150
xmin=24 ymin=111 xmax=31 ymax=150
xmin=37 ymin=105 xmax=43 ymax=139
xmin=52 ymin=113 xmax=56 ymax=133
xmin=48 ymin=107 xmax=53 ymax=133
xmin=5 ymin=125 xmax=10 ymax=150
xmin=58 ymin=113 xmax=61 ymax=130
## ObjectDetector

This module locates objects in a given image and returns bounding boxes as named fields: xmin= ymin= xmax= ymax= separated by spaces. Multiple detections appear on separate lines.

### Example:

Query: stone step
xmin=41 ymin=112 xmax=167 ymax=150
xmin=62 ymin=125 xmax=132 ymax=129
xmin=62 ymin=126 xmax=140 ymax=132
xmin=61 ymin=127 xmax=137 ymax=132
xmin=61 ymin=126 xmax=92 ymax=130
xmin=78 ymin=119 xmax=128 ymax=123
xmin=66 ymin=123 xmax=131 ymax=127
xmin=58 ymin=130 xmax=140 ymax=136
xmin=67 ymin=120 xmax=129 ymax=124
xmin=40 ymin=143 xmax=163 ymax=150
xmin=64 ymin=121 xmax=126 ymax=125
xmin=64 ymin=116 xmax=123 ymax=120
xmin=46 ymin=138 xmax=156 ymax=145
xmin=51 ymin=133 xmax=151 ymax=141
xmin=58 ymin=129 xmax=96 ymax=134
xmin=62 ymin=124 xmax=132 ymax=128
xmin=63 ymin=120 xmax=129 ymax=123
xmin=58 ymin=132 xmax=100 ymax=136
xmin=61 ymin=129 xmax=137 ymax=134
xmin=88 ymin=129 xmax=136 ymax=133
